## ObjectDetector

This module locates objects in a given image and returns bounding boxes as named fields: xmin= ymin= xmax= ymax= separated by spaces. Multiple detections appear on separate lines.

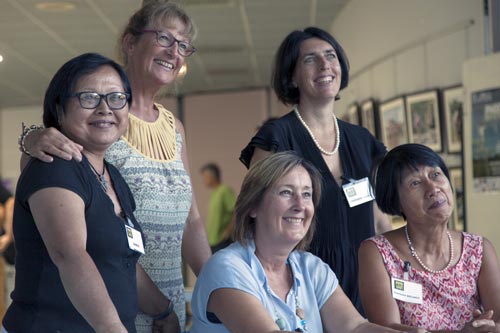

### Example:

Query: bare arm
xmin=249 ymin=147 xmax=273 ymax=167
xmin=320 ymin=285 xmax=404 ymax=333
xmin=374 ymin=202 xmax=392 ymax=234
xmin=176 ymin=119 xmax=211 ymax=276
xmin=0 ymin=196 xmax=14 ymax=252
xmin=208 ymin=288 xmax=293 ymax=333
xmin=476 ymin=238 xmax=500 ymax=332
xmin=358 ymin=240 xmax=417 ymax=331
xmin=22 ymin=126 xmax=83 ymax=165
xmin=136 ymin=263 xmax=180 ymax=333
xmin=29 ymin=188 xmax=125 ymax=332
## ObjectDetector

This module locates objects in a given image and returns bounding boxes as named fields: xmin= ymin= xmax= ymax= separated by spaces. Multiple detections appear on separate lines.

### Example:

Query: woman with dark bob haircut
xmin=191 ymin=152 xmax=410 ymax=333
xmin=240 ymin=26 xmax=391 ymax=314
xmin=3 ymin=53 xmax=176 ymax=332
xmin=359 ymin=143 xmax=500 ymax=332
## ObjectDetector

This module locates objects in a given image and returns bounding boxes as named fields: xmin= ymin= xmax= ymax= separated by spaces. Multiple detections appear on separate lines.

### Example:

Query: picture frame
xmin=379 ymin=97 xmax=408 ymax=150
xmin=449 ymin=168 xmax=465 ymax=231
xmin=442 ymin=86 xmax=464 ymax=153
xmin=344 ymin=103 xmax=360 ymax=125
xmin=360 ymin=99 xmax=377 ymax=137
xmin=405 ymin=90 xmax=442 ymax=151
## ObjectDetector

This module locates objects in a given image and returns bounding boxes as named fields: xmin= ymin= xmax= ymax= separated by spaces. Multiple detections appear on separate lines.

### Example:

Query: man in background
xmin=200 ymin=163 xmax=236 ymax=253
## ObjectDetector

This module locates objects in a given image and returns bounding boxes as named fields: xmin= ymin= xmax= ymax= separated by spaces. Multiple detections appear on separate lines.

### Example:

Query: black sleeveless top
xmin=240 ymin=111 xmax=386 ymax=313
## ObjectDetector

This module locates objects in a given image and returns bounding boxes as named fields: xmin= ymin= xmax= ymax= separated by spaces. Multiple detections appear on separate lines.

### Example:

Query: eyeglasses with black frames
xmin=68 ymin=92 xmax=130 ymax=111
xmin=142 ymin=29 xmax=196 ymax=57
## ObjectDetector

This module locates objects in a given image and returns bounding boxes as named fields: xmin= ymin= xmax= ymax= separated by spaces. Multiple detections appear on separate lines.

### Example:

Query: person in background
xmin=3 ymin=52 xmax=177 ymax=333
xmin=358 ymin=143 xmax=500 ymax=332
xmin=0 ymin=181 xmax=14 ymax=309
xmin=240 ymin=26 xmax=391 ymax=314
xmin=191 ymin=152 xmax=414 ymax=333
xmin=200 ymin=163 xmax=236 ymax=253
xmin=0 ymin=182 xmax=14 ymax=262
xmin=17 ymin=2 xmax=210 ymax=331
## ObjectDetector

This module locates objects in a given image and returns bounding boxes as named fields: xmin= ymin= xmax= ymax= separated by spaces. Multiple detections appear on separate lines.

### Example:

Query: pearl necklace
xmin=405 ymin=225 xmax=454 ymax=274
xmin=293 ymin=105 xmax=340 ymax=156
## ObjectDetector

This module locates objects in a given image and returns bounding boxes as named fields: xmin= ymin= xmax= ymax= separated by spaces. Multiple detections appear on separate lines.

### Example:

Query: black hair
xmin=43 ymin=52 xmax=132 ymax=129
xmin=373 ymin=144 xmax=450 ymax=218
xmin=272 ymin=26 xmax=350 ymax=106
xmin=200 ymin=162 xmax=221 ymax=182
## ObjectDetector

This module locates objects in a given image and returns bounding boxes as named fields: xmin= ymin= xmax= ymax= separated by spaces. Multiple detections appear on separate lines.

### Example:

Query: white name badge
xmin=342 ymin=177 xmax=375 ymax=208
xmin=391 ymin=277 xmax=423 ymax=304
xmin=125 ymin=225 xmax=145 ymax=254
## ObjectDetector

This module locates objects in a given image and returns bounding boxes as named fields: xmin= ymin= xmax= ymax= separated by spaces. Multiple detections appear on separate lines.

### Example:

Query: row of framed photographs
xmin=343 ymin=85 xmax=463 ymax=153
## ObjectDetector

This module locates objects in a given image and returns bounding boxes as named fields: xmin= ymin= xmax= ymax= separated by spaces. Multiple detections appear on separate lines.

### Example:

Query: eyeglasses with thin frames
xmin=142 ymin=29 xmax=196 ymax=57
xmin=68 ymin=92 xmax=130 ymax=111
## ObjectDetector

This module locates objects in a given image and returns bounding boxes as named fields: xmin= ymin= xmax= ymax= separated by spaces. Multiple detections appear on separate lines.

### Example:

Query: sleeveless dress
xmin=368 ymin=233 xmax=483 ymax=330
xmin=105 ymin=103 xmax=192 ymax=332
xmin=240 ymin=111 xmax=386 ymax=314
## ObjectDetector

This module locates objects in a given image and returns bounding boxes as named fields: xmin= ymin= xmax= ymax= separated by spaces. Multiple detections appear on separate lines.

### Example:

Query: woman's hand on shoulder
xmin=25 ymin=126 xmax=83 ymax=162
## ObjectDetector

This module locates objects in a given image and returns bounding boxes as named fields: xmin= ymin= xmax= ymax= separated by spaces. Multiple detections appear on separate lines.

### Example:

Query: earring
xmin=291 ymin=82 xmax=298 ymax=88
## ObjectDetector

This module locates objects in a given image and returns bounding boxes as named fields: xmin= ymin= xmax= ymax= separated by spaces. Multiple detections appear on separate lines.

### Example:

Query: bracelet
xmin=18 ymin=123 xmax=44 ymax=156
xmin=152 ymin=301 xmax=174 ymax=321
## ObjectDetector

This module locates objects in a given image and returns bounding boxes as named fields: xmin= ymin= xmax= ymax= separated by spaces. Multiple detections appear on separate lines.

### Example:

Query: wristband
xmin=18 ymin=123 xmax=44 ymax=156
xmin=152 ymin=301 xmax=174 ymax=321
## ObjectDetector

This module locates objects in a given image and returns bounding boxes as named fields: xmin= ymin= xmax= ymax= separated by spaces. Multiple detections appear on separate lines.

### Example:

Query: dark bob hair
xmin=272 ymin=26 xmax=350 ymax=106
xmin=43 ymin=52 xmax=132 ymax=129
xmin=373 ymin=144 xmax=451 ymax=218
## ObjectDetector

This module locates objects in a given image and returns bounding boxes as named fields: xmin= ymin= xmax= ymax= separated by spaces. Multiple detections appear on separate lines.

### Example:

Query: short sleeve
xmin=192 ymin=249 xmax=264 ymax=323
xmin=240 ymin=121 xmax=285 ymax=169
xmin=16 ymin=157 xmax=90 ymax=208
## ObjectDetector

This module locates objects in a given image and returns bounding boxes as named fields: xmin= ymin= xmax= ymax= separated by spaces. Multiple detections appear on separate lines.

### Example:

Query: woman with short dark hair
xmin=240 ymin=27 xmax=390 ymax=313
xmin=3 ymin=53 xmax=174 ymax=333
xmin=359 ymin=143 xmax=500 ymax=332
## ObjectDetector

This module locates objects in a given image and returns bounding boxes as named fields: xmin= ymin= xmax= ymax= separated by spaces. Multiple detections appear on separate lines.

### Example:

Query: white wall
xmin=332 ymin=0 xmax=483 ymax=115
xmin=0 ymin=106 xmax=43 ymax=185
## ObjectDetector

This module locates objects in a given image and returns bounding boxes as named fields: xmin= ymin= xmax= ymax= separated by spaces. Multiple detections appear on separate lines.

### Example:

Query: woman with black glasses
xmin=3 ymin=53 xmax=174 ymax=333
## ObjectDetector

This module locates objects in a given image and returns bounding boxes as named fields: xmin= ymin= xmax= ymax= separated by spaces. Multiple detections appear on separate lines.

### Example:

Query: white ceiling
xmin=0 ymin=0 xmax=348 ymax=108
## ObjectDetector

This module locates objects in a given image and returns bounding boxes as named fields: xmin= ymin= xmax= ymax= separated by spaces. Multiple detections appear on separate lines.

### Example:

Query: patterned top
xmin=105 ymin=104 xmax=192 ymax=332
xmin=368 ymin=233 xmax=483 ymax=330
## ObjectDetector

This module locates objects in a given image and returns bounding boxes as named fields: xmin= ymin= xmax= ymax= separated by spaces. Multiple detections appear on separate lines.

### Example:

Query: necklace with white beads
xmin=405 ymin=225 xmax=454 ymax=274
xmin=293 ymin=105 xmax=340 ymax=156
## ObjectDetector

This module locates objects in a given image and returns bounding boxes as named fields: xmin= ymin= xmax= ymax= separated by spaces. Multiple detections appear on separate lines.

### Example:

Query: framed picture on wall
xmin=379 ymin=97 xmax=408 ymax=150
xmin=449 ymin=168 xmax=465 ymax=231
xmin=361 ymin=99 xmax=377 ymax=137
xmin=405 ymin=90 xmax=442 ymax=151
xmin=443 ymin=86 xmax=464 ymax=153
xmin=344 ymin=103 xmax=360 ymax=125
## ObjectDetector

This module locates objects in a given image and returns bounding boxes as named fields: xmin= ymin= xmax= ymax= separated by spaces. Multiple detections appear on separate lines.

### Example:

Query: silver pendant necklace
xmin=88 ymin=161 xmax=108 ymax=192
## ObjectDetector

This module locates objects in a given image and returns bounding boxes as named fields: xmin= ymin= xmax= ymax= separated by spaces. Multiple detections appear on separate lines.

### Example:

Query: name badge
xmin=125 ymin=225 xmax=145 ymax=254
xmin=391 ymin=277 xmax=423 ymax=304
xmin=342 ymin=177 xmax=375 ymax=208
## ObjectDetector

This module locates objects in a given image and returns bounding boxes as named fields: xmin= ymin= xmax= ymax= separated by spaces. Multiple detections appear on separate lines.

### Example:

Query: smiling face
xmin=60 ymin=65 xmax=129 ymax=154
xmin=292 ymin=37 xmax=342 ymax=105
xmin=124 ymin=17 xmax=188 ymax=87
xmin=252 ymin=166 xmax=315 ymax=249
xmin=398 ymin=165 xmax=454 ymax=225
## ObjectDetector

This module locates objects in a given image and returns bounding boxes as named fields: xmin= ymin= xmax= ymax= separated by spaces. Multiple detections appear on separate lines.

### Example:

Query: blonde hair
xmin=233 ymin=152 xmax=322 ymax=251
xmin=117 ymin=1 xmax=197 ymax=64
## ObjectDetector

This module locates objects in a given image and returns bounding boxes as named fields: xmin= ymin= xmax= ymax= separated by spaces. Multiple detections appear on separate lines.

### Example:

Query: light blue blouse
xmin=190 ymin=241 xmax=338 ymax=332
